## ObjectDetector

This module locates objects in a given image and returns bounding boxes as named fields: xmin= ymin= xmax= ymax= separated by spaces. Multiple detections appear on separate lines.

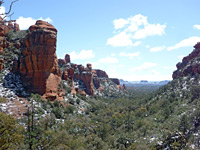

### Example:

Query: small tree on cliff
xmin=0 ymin=0 xmax=19 ymax=24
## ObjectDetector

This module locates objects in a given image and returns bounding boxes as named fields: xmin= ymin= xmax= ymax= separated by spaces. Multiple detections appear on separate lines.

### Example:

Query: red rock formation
xmin=78 ymin=65 xmax=85 ymax=73
xmin=65 ymin=54 xmax=71 ymax=63
xmin=95 ymin=69 xmax=109 ymax=78
xmin=62 ymin=70 xmax=68 ymax=81
xmin=0 ymin=58 xmax=3 ymax=71
xmin=110 ymin=78 xmax=120 ymax=85
xmin=58 ymin=59 xmax=66 ymax=66
xmin=8 ymin=21 xmax=13 ymax=30
xmin=18 ymin=20 xmax=62 ymax=100
xmin=74 ymin=72 xmax=94 ymax=96
xmin=87 ymin=63 xmax=92 ymax=72
xmin=93 ymin=78 xmax=101 ymax=89
xmin=173 ymin=42 xmax=200 ymax=79
xmin=76 ymin=88 xmax=86 ymax=97
xmin=67 ymin=68 xmax=74 ymax=79
xmin=14 ymin=23 xmax=20 ymax=32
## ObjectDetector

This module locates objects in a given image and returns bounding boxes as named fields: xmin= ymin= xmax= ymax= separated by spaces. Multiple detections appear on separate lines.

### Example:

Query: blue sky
xmin=2 ymin=0 xmax=200 ymax=81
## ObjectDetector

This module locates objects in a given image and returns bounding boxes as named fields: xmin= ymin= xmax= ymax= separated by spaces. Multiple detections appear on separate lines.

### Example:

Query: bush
xmin=76 ymin=98 xmax=80 ymax=104
xmin=0 ymin=97 xmax=6 ymax=103
xmin=69 ymin=98 xmax=75 ymax=105
xmin=52 ymin=107 xmax=63 ymax=119
xmin=64 ymin=105 xmax=75 ymax=114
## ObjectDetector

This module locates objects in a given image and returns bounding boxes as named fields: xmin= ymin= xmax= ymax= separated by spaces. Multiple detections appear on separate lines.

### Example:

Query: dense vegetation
xmin=1 ymin=75 xmax=200 ymax=150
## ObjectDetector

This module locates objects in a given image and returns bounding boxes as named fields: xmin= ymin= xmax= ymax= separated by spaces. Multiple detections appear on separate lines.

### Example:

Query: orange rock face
xmin=65 ymin=54 xmax=71 ymax=63
xmin=173 ymin=42 xmax=200 ymax=79
xmin=18 ymin=20 xmax=62 ymax=100
xmin=0 ymin=58 xmax=3 ymax=71
xmin=62 ymin=70 xmax=68 ymax=81
xmin=74 ymin=72 xmax=94 ymax=96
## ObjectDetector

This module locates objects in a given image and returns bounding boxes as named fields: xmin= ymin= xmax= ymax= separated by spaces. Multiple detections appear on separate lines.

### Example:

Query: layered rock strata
xmin=16 ymin=20 xmax=62 ymax=100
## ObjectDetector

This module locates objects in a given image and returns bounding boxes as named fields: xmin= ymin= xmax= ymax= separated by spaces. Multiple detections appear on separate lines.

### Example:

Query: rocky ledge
xmin=173 ymin=42 xmax=200 ymax=79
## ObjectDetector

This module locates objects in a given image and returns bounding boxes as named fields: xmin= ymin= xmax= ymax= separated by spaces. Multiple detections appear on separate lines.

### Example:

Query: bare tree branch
xmin=4 ymin=0 xmax=18 ymax=15
xmin=0 ymin=0 xmax=19 ymax=24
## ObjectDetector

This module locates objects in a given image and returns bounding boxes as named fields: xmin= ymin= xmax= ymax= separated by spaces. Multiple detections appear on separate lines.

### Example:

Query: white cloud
xmin=107 ymin=31 xmax=134 ymax=47
xmin=69 ymin=49 xmax=95 ymax=60
xmin=0 ymin=6 xmax=5 ymax=18
xmin=150 ymin=46 xmax=165 ymax=52
xmin=130 ymin=62 xmax=157 ymax=72
xmin=152 ymin=70 xmax=160 ymax=75
xmin=194 ymin=25 xmax=200 ymax=30
xmin=133 ymin=41 xmax=142 ymax=46
xmin=113 ymin=18 xmax=128 ymax=29
xmin=146 ymin=45 xmax=150 ymax=48
xmin=98 ymin=57 xmax=118 ymax=63
xmin=119 ymin=51 xmax=140 ymax=59
xmin=133 ymin=24 xmax=166 ymax=39
xmin=16 ymin=17 xmax=52 ymax=30
xmin=168 ymin=36 xmax=200 ymax=51
xmin=107 ymin=14 xmax=166 ymax=47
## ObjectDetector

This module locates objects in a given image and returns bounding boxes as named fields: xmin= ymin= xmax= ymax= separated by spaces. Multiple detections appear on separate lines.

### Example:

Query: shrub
xmin=0 ymin=97 xmax=6 ymax=103
xmin=52 ymin=107 xmax=63 ymax=119
xmin=69 ymin=98 xmax=75 ymax=105
xmin=64 ymin=105 xmax=75 ymax=114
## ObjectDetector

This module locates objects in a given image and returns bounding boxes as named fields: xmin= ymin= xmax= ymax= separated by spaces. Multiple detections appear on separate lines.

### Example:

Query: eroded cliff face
xmin=59 ymin=54 xmax=125 ymax=96
xmin=0 ymin=17 xmax=20 ymax=71
xmin=173 ymin=42 xmax=200 ymax=79
xmin=17 ymin=20 xmax=62 ymax=100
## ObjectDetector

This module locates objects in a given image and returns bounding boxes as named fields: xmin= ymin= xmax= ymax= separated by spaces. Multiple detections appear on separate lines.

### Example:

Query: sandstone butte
xmin=15 ymin=20 xmax=63 ymax=100
xmin=173 ymin=42 xmax=200 ymax=79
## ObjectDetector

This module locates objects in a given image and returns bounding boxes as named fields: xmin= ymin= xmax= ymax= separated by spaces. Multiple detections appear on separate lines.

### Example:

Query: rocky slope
xmin=142 ymin=42 xmax=200 ymax=149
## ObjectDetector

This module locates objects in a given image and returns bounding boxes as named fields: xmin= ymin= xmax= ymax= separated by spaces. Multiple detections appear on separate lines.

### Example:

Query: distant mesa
xmin=140 ymin=80 xmax=148 ymax=84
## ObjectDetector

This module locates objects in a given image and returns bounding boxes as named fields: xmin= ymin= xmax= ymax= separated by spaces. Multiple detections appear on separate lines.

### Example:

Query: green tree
xmin=179 ymin=114 xmax=189 ymax=135
xmin=0 ymin=112 xmax=24 ymax=149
